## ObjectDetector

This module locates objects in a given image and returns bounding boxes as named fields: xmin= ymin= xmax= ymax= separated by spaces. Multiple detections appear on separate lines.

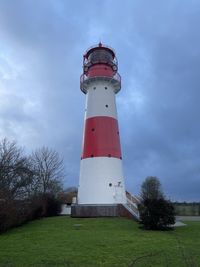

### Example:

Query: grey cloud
xmin=0 ymin=0 xmax=200 ymax=200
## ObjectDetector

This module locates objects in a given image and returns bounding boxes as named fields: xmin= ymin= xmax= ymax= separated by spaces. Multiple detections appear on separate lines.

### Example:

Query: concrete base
xmin=71 ymin=204 xmax=138 ymax=221
xmin=71 ymin=204 xmax=118 ymax=217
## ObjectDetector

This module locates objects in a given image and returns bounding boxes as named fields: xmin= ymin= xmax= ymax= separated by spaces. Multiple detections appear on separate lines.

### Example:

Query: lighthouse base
xmin=71 ymin=204 xmax=138 ymax=220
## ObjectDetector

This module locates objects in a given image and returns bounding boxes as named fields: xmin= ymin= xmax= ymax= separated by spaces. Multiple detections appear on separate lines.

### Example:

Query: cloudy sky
xmin=0 ymin=0 xmax=200 ymax=201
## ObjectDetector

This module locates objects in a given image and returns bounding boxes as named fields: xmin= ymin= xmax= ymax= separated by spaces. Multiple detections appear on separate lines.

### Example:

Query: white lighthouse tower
xmin=77 ymin=43 xmax=126 ymax=207
xmin=71 ymin=43 xmax=140 ymax=218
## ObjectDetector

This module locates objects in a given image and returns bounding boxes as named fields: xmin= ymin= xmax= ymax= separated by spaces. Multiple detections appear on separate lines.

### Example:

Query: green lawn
xmin=0 ymin=216 xmax=199 ymax=267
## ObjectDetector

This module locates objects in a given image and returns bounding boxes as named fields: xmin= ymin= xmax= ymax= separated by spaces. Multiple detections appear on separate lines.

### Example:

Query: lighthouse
xmin=71 ymin=43 xmax=140 ymax=219
xmin=77 ymin=43 xmax=126 ymax=208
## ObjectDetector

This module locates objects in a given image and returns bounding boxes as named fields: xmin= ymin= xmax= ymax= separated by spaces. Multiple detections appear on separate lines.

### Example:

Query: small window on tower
xmin=91 ymin=154 xmax=94 ymax=157
xmin=109 ymin=183 xmax=112 ymax=187
xmin=105 ymin=105 xmax=108 ymax=108
xmin=108 ymin=154 xmax=111 ymax=157
xmin=93 ymin=87 xmax=96 ymax=90
xmin=105 ymin=87 xmax=107 ymax=90
xmin=91 ymin=128 xmax=95 ymax=131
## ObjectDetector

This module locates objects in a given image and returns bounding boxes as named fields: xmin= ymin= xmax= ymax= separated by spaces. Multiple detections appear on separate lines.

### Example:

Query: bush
xmin=138 ymin=177 xmax=175 ymax=230
xmin=0 ymin=199 xmax=31 ymax=233
xmin=139 ymin=198 xmax=175 ymax=230
xmin=0 ymin=194 xmax=62 ymax=233
xmin=44 ymin=194 xmax=62 ymax=217
xmin=29 ymin=193 xmax=62 ymax=219
xmin=0 ymin=199 xmax=14 ymax=233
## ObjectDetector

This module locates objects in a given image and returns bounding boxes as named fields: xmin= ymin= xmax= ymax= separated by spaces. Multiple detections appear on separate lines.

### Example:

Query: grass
xmin=0 ymin=216 xmax=199 ymax=267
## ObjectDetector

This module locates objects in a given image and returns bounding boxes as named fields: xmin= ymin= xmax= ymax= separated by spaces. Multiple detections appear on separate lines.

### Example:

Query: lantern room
xmin=80 ymin=43 xmax=121 ymax=94
xmin=83 ymin=43 xmax=118 ymax=78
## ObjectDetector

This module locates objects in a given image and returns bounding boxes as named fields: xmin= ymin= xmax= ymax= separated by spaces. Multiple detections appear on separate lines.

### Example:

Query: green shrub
xmin=0 ymin=194 xmax=61 ymax=233
xmin=139 ymin=198 xmax=175 ymax=230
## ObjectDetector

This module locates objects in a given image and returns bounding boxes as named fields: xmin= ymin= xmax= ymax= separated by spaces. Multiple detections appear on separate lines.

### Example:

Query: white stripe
xmin=84 ymin=81 xmax=118 ymax=119
xmin=78 ymin=157 xmax=126 ymax=204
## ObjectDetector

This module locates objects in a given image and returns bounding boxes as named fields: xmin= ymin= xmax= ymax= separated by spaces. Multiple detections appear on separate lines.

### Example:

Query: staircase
xmin=71 ymin=191 xmax=141 ymax=220
xmin=121 ymin=191 xmax=140 ymax=221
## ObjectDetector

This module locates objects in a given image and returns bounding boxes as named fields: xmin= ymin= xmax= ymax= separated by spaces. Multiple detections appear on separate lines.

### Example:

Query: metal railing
xmin=126 ymin=191 xmax=141 ymax=205
xmin=124 ymin=191 xmax=140 ymax=219
xmin=126 ymin=198 xmax=140 ymax=217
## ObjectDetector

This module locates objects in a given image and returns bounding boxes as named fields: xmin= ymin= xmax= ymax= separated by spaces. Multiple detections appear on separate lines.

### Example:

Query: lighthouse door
xmin=114 ymin=183 xmax=123 ymax=203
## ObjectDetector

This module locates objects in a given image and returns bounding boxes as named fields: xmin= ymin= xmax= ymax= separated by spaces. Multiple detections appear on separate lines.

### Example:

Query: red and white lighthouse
xmin=77 ymin=43 xmax=126 ymax=206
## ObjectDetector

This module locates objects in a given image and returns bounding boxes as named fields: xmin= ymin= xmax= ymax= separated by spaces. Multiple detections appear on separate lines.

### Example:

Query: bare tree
xmin=0 ymin=140 xmax=64 ymax=232
xmin=29 ymin=147 xmax=64 ymax=195
xmin=0 ymin=138 xmax=33 ymax=200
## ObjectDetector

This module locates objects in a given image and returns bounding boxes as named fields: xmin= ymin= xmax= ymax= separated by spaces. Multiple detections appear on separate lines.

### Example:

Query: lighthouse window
xmin=105 ymin=105 xmax=108 ymax=108
xmin=109 ymin=183 xmax=112 ymax=187
xmin=108 ymin=154 xmax=111 ymax=157
xmin=117 ymin=131 xmax=119 ymax=135
xmin=93 ymin=87 xmax=96 ymax=90
xmin=91 ymin=154 xmax=94 ymax=157
xmin=89 ymin=50 xmax=113 ymax=64
xmin=91 ymin=128 xmax=95 ymax=131
xmin=105 ymin=87 xmax=107 ymax=90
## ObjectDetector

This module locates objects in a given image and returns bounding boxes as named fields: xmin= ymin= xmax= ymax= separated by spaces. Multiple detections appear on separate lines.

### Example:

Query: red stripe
xmin=81 ymin=116 xmax=122 ymax=159
xmin=87 ymin=64 xmax=114 ymax=78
